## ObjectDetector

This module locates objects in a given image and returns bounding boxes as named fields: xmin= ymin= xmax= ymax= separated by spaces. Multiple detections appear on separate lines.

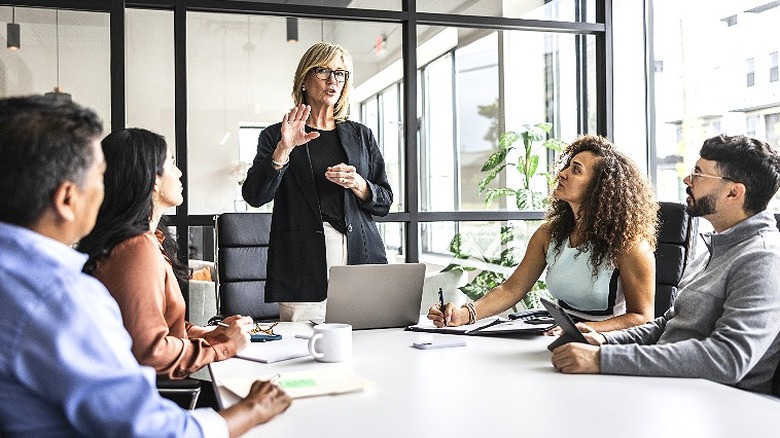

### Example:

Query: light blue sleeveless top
xmin=544 ymin=238 xmax=625 ymax=320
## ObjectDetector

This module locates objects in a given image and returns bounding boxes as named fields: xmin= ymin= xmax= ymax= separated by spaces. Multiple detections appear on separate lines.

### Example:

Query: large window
xmin=650 ymin=0 xmax=780 ymax=207
xmin=0 ymin=0 xmax=606 ymax=273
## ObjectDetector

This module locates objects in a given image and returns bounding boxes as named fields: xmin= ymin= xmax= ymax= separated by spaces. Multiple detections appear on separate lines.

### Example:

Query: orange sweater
xmin=93 ymin=231 xmax=235 ymax=379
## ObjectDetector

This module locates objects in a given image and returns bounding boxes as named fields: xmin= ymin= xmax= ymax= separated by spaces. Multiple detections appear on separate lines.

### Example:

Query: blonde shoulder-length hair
xmin=291 ymin=42 xmax=354 ymax=123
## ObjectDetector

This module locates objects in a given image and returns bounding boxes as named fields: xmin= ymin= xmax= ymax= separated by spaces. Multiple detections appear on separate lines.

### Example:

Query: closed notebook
xmin=236 ymin=338 xmax=310 ymax=363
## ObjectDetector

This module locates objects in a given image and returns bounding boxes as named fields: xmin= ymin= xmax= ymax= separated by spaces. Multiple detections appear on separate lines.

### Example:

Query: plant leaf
xmin=527 ymin=125 xmax=547 ymax=142
xmin=460 ymin=283 xmax=486 ymax=301
xmin=498 ymin=131 xmax=519 ymax=150
xmin=543 ymin=138 xmax=567 ymax=152
xmin=481 ymin=148 xmax=510 ymax=172
xmin=527 ymin=154 xmax=539 ymax=179
xmin=447 ymin=233 xmax=464 ymax=256
xmin=483 ymin=188 xmax=518 ymax=207
xmin=499 ymin=225 xmax=515 ymax=245
xmin=515 ymin=190 xmax=530 ymax=209
xmin=441 ymin=263 xmax=474 ymax=273
xmin=535 ymin=122 xmax=553 ymax=134
xmin=499 ymin=247 xmax=520 ymax=266
xmin=478 ymin=163 xmax=507 ymax=192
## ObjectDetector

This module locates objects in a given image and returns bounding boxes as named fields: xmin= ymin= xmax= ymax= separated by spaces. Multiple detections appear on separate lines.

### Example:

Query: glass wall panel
xmin=230 ymin=0 xmax=400 ymax=10
xmin=126 ymin=9 xmax=175 ymax=147
xmin=379 ymin=221 xmax=405 ymax=264
xmin=417 ymin=0 xmax=597 ymax=23
xmin=651 ymin=1 xmax=780 ymax=208
xmin=415 ymin=25 xmax=591 ymax=213
xmin=0 ymin=7 xmax=111 ymax=125
xmin=186 ymin=12 xmax=403 ymax=214
xmin=419 ymin=219 xmax=545 ymax=313
xmin=362 ymin=83 xmax=404 ymax=213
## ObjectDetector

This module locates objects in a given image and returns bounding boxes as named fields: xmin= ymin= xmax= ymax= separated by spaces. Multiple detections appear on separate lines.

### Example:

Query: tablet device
xmin=540 ymin=298 xmax=588 ymax=351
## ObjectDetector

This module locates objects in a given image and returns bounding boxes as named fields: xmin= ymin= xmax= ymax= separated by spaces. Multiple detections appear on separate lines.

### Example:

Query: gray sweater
xmin=600 ymin=211 xmax=780 ymax=394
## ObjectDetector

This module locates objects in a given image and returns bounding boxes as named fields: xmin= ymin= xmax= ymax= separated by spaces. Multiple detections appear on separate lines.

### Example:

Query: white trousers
xmin=279 ymin=222 xmax=347 ymax=322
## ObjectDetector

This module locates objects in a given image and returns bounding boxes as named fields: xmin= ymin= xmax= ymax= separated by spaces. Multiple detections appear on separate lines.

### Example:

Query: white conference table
xmin=210 ymin=322 xmax=780 ymax=438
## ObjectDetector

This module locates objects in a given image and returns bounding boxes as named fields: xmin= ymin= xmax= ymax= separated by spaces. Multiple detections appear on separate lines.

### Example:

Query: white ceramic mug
xmin=308 ymin=323 xmax=352 ymax=363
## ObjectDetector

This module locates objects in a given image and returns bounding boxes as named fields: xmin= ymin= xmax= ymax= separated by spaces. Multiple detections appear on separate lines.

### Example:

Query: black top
xmin=307 ymin=126 xmax=348 ymax=234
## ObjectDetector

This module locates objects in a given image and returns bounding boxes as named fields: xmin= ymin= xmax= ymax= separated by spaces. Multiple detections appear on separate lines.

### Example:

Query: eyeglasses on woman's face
xmin=688 ymin=168 xmax=739 ymax=184
xmin=312 ymin=67 xmax=349 ymax=83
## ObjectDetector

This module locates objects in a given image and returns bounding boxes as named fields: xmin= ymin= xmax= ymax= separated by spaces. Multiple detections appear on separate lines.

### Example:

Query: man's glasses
xmin=312 ymin=67 xmax=349 ymax=83
xmin=689 ymin=168 xmax=739 ymax=183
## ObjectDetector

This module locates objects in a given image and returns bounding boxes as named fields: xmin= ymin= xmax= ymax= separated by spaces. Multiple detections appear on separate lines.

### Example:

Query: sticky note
xmin=280 ymin=378 xmax=317 ymax=389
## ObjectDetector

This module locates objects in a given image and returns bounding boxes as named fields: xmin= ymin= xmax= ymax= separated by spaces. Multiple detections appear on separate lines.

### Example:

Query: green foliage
xmin=478 ymin=123 xmax=566 ymax=211
xmin=443 ymin=225 xmax=552 ymax=309
xmin=443 ymin=122 xmax=566 ymax=307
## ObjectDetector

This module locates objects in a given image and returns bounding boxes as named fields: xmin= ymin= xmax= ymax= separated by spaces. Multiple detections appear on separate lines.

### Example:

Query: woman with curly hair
xmin=428 ymin=135 xmax=658 ymax=331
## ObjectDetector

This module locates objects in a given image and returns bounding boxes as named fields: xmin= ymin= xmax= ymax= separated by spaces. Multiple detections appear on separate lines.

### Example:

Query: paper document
xmin=220 ymin=368 xmax=374 ymax=399
xmin=236 ymin=338 xmax=310 ymax=363
xmin=407 ymin=317 xmax=502 ymax=334
xmin=407 ymin=316 xmax=552 ymax=335
xmin=476 ymin=319 xmax=554 ymax=333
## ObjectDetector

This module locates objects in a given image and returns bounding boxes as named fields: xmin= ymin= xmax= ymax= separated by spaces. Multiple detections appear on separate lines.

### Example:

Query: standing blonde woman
xmin=243 ymin=42 xmax=392 ymax=322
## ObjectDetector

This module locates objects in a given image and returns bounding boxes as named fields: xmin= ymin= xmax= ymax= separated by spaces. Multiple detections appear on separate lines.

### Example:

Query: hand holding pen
xmin=438 ymin=288 xmax=448 ymax=327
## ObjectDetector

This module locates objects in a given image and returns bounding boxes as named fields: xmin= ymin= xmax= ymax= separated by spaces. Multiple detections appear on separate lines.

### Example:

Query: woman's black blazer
xmin=242 ymin=120 xmax=393 ymax=302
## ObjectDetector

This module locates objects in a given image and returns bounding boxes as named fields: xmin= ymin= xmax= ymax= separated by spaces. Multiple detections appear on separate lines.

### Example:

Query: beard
xmin=686 ymin=188 xmax=717 ymax=217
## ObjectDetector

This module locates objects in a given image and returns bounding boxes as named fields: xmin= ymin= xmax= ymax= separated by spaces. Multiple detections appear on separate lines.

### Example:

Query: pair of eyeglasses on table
xmin=209 ymin=320 xmax=282 ymax=342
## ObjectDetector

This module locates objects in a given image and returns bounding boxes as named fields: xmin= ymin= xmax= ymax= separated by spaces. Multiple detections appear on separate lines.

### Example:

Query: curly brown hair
xmin=546 ymin=135 xmax=658 ymax=275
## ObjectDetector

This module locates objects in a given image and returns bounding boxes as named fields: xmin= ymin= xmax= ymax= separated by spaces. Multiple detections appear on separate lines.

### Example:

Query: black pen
xmin=438 ymin=288 xmax=448 ymax=326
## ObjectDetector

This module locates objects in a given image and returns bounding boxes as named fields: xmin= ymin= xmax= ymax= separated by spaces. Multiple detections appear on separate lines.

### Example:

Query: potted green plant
xmin=479 ymin=122 xmax=567 ymax=210
xmin=442 ymin=123 xmax=567 ymax=310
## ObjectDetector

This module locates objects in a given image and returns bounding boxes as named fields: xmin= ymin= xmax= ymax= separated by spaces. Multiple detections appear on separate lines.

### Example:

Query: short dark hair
xmin=700 ymin=135 xmax=780 ymax=215
xmin=0 ymin=95 xmax=103 ymax=226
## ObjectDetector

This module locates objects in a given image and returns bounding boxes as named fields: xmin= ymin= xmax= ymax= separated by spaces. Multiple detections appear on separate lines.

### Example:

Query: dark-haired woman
xmin=429 ymin=135 xmax=659 ymax=332
xmin=78 ymin=128 xmax=253 ymax=380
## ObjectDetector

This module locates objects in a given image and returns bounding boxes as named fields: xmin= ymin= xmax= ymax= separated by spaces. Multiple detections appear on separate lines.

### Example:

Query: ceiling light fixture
xmin=44 ymin=10 xmax=71 ymax=102
xmin=7 ymin=7 xmax=20 ymax=50
xmin=286 ymin=17 xmax=298 ymax=43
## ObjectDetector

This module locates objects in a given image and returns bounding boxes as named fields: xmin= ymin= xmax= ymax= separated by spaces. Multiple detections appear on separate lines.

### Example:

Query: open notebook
xmin=219 ymin=368 xmax=374 ymax=399
xmin=407 ymin=316 xmax=554 ymax=336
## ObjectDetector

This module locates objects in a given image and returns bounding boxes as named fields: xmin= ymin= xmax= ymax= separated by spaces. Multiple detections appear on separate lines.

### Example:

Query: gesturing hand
xmin=280 ymin=104 xmax=320 ymax=151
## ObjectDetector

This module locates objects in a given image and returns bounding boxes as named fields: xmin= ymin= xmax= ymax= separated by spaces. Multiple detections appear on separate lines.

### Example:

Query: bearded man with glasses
xmin=243 ymin=42 xmax=392 ymax=323
xmin=552 ymin=134 xmax=780 ymax=396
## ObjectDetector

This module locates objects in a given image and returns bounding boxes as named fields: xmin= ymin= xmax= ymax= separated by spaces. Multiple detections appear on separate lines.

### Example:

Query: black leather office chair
xmin=157 ymin=376 xmax=201 ymax=410
xmin=654 ymin=202 xmax=692 ymax=317
xmin=213 ymin=212 xmax=279 ymax=322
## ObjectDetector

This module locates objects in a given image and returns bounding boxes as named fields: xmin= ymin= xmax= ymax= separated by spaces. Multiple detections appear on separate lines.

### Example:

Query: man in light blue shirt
xmin=0 ymin=96 xmax=290 ymax=437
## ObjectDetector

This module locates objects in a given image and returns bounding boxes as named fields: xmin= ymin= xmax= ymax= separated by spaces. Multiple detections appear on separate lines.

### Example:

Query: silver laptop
xmin=325 ymin=263 xmax=426 ymax=330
